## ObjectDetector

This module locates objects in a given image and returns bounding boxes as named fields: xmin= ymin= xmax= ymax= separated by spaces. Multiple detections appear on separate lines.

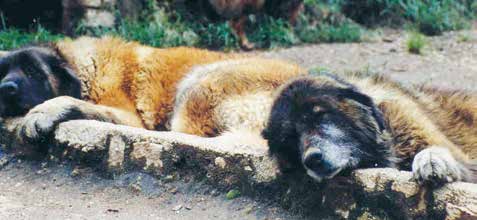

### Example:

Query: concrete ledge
xmin=1 ymin=119 xmax=476 ymax=219
xmin=54 ymin=120 xmax=278 ymax=186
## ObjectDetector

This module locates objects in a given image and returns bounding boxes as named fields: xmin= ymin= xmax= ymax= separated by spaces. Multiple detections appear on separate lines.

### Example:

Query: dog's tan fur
xmin=53 ymin=36 xmax=239 ymax=130
xmin=347 ymin=74 xmax=476 ymax=163
xmin=172 ymin=61 xmax=477 ymax=183
xmin=10 ymin=37 xmax=243 ymax=143
xmin=171 ymin=58 xmax=304 ymax=136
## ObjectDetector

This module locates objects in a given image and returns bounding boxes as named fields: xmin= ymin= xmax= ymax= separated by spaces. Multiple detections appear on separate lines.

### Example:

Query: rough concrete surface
xmin=1 ymin=118 xmax=476 ymax=219
xmin=53 ymin=121 xmax=477 ymax=219
xmin=1 ymin=29 xmax=477 ymax=219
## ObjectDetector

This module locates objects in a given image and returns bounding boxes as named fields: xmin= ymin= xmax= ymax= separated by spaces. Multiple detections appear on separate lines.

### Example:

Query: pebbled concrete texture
xmin=1 ymin=119 xmax=476 ymax=219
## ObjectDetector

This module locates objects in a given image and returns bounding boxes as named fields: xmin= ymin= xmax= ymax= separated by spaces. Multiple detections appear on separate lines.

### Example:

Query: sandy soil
xmin=1 ymin=28 xmax=476 ymax=219
xmin=0 ymin=159 xmax=296 ymax=220
xmin=264 ymin=29 xmax=477 ymax=91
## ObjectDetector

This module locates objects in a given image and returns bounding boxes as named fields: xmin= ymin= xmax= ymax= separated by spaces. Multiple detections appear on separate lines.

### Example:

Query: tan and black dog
xmin=0 ymin=36 xmax=238 ymax=143
xmin=171 ymin=60 xmax=477 ymax=185
xmin=191 ymin=0 xmax=304 ymax=50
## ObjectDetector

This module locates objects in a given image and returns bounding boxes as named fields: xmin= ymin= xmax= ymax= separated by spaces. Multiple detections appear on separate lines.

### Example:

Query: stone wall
xmin=1 ymin=119 xmax=476 ymax=219
xmin=0 ymin=0 xmax=144 ymax=35
xmin=63 ymin=0 xmax=144 ymax=34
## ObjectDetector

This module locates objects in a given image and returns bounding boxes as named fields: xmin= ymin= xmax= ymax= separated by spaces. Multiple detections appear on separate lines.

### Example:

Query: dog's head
xmin=0 ymin=46 xmax=81 ymax=117
xmin=262 ymin=74 xmax=395 ymax=182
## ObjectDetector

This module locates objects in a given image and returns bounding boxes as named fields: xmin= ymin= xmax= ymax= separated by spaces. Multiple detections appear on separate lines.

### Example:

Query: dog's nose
xmin=303 ymin=149 xmax=323 ymax=170
xmin=0 ymin=81 xmax=19 ymax=97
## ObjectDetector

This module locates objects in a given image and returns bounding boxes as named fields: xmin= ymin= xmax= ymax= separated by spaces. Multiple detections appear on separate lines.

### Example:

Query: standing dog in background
xmin=193 ymin=0 xmax=304 ymax=50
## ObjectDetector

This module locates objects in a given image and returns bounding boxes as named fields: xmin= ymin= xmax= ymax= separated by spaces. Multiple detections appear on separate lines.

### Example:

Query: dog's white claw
xmin=17 ymin=112 xmax=57 ymax=142
xmin=412 ymin=146 xmax=468 ymax=185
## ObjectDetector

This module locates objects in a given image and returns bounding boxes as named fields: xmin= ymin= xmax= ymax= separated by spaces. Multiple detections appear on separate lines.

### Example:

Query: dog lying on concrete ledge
xmin=0 ymin=37 xmax=475 ymax=187
xmin=171 ymin=62 xmax=477 ymax=185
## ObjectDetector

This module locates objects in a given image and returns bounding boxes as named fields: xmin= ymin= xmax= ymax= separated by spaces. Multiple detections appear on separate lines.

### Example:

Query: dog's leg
xmin=230 ymin=16 xmax=255 ymax=50
xmin=412 ymin=146 xmax=476 ymax=185
xmin=16 ymin=96 xmax=143 ymax=143
xmin=380 ymin=100 xmax=476 ymax=184
xmin=288 ymin=1 xmax=304 ymax=25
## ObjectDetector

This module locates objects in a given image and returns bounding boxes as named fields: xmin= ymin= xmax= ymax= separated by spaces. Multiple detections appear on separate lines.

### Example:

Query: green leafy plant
xmin=340 ymin=0 xmax=475 ymax=35
xmin=457 ymin=33 xmax=472 ymax=43
xmin=226 ymin=189 xmax=241 ymax=200
xmin=406 ymin=31 xmax=427 ymax=54
xmin=250 ymin=17 xmax=299 ymax=49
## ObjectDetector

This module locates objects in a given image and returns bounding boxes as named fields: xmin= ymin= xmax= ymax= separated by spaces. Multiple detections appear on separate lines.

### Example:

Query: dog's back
xmin=56 ymin=36 xmax=238 ymax=129
xmin=170 ymin=58 xmax=304 ymax=136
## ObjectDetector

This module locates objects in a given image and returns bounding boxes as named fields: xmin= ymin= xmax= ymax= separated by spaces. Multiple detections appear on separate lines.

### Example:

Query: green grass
xmin=0 ymin=26 xmax=63 ymax=50
xmin=0 ymin=1 xmax=365 ymax=51
xmin=298 ymin=22 xmax=363 ymax=43
xmin=108 ymin=0 xmax=365 ymax=49
xmin=406 ymin=32 xmax=427 ymax=54
xmin=249 ymin=17 xmax=299 ymax=49
xmin=76 ymin=7 xmax=200 ymax=48
xmin=193 ymin=22 xmax=238 ymax=50
xmin=0 ymin=0 xmax=475 ymax=51
xmin=340 ymin=0 xmax=475 ymax=35
xmin=226 ymin=189 xmax=241 ymax=200
xmin=457 ymin=32 xmax=472 ymax=42
xmin=408 ymin=0 xmax=472 ymax=35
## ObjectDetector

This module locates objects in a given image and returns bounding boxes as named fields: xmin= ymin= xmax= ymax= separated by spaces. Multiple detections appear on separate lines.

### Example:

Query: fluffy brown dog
xmin=193 ymin=0 xmax=304 ymax=50
xmin=0 ymin=36 xmax=237 ymax=143
xmin=2 ymin=37 xmax=476 ymax=186
xmin=171 ymin=60 xmax=477 ymax=185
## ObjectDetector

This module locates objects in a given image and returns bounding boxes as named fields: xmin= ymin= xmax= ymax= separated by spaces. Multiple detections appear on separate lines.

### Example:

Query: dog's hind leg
xmin=287 ymin=0 xmax=304 ymax=25
xmin=230 ymin=16 xmax=255 ymax=50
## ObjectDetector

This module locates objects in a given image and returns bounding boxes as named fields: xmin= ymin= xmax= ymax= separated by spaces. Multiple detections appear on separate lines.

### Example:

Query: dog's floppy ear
xmin=262 ymin=87 xmax=303 ymax=171
xmin=35 ymin=47 xmax=82 ymax=99
xmin=262 ymin=93 xmax=296 ymax=146
xmin=263 ymin=77 xmax=317 ymax=157
xmin=50 ymin=62 xmax=81 ymax=99
xmin=339 ymin=88 xmax=387 ymax=132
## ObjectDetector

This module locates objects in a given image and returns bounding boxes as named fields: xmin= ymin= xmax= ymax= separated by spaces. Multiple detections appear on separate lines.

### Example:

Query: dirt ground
xmin=1 ymin=29 xmax=476 ymax=219
xmin=0 ymin=158 xmax=297 ymax=220
xmin=264 ymin=29 xmax=477 ymax=91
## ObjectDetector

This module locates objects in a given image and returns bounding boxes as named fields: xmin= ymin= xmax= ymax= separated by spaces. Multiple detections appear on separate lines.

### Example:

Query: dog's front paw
xmin=412 ymin=147 xmax=470 ymax=185
xmin=15 ymin=97 xmax=80 ymax=143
